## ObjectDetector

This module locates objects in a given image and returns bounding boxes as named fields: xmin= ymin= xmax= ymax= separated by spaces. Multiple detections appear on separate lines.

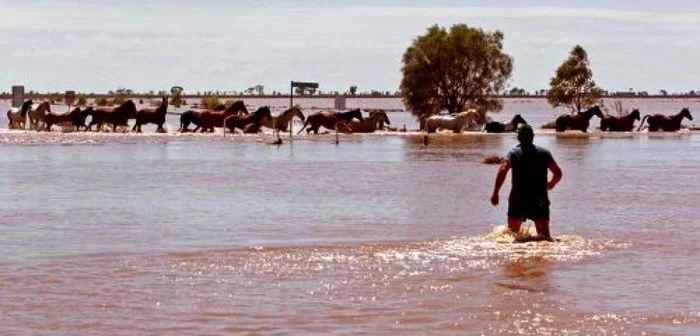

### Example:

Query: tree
xmin=349 ymin=86 xmax=358 ymax=95
xmin=547 ymin=45 xmax=603 ymax=113
xmin=400 ymin=24 xmax=513 ymax=125
xmin=170 ymin=91 xmax=183 ymax=107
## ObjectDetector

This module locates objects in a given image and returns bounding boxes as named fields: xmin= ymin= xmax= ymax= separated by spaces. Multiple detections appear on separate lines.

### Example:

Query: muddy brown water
xmin=1 ymin=99 xmax=699 ymax=334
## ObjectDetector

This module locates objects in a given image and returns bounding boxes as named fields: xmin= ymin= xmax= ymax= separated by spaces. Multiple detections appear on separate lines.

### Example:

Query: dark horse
xmin=86 ymin=100 xmax=138 ymax=132
xmin=637 ymin=108 xmax=693 ymax=132
xmin=224 ymin=106 xmax=272 ymax=133
xmin=179 ymin=105 xmax=227 ymax=133
xmin=133 ymin=96 xmax=168 ymax=133
xmin=555 ymin=106 xmax=604 ymax=132
xmin=43 ymin=107 xmax=90 ymax=131
xmin=297 ymin=109 xmax=364 ymax=134
xmin=484 ymin=114 xmax=527 ymax=133
xmin=198 ymin=100 xmax=249 ymax=133
xmin=600 ymin=109 xmax=641 ymax=132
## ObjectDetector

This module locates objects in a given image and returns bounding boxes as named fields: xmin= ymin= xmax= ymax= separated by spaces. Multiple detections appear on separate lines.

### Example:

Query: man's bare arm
xmin=491 ymin=160 xmax=511 ymax=206
xmin=547 ymin=159 xmax=562 ymax=191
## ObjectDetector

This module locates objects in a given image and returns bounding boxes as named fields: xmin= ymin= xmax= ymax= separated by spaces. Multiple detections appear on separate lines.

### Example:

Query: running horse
xmin=637 ymin=108 xmax=693 ymax=132
xmin=133 ymin=96 xmax=168 ymax=133
xmin=43 ymin=107 xmax=89 ymax=131
xmin=6 ymin=100 xmax=33 ymax=129
xmin=297 ymin=109 xmax=364 ymax=134
xmin=243 ymin=106 xmax=306 ymax=133
xmin=197 ymin=100 xmax=249 ymax=133
xmin=554 ymin=106 xmax=604 ymax=132
xmin=86 ymin=100 xmax=138 ymax=132
xmin=425 ymin=110 xmax=480 ymax=133
xmin=484 ymin=114 xmax=527 ymax=133
xmin=28 ymin=101 xmax=52 ymax=131
xmin=224 ymin=106 xmax=273 ymax=133
xmin=338 ymin=110 xmax=391 ymax=133
xmin=600 ymin=109 xmax=641 ymax=132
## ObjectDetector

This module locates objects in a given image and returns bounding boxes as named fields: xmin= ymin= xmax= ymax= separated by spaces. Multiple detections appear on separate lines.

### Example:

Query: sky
xmin=2 ymin=0 xmax=700 ymax=94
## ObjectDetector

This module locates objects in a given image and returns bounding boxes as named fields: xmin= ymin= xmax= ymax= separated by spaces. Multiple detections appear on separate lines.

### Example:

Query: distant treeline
xmin=2 ymin=92 xmax=699 ymax=101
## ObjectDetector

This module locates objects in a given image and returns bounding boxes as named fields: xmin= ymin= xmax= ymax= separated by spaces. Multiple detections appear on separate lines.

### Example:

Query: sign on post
xmin=12 ymin=85 xmax=25 ymax=108
xmin=65 ymin=90 xmax=76 ymax=106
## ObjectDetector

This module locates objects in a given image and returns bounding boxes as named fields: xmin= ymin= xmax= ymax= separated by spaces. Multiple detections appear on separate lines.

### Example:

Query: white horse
xmin=7 ymin=100 xmax=34 ymax=129
xmin=425 ymin=110 xmax=480 ymax=133
xmin=28 ymin=101 xmax=51 ymax=131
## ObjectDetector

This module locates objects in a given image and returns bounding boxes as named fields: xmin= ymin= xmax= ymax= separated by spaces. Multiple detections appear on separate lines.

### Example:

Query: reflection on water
xmin=0 ymin=127 xmax=699 ymax=334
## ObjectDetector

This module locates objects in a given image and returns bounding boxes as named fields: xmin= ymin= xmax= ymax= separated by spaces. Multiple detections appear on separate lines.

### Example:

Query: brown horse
xmin=243 ymin=107 xmax=306 ymax=133
xmin=197 ymin=100 xmax=249 ymax=133
xmin=86 ymin=100 xmax=138 ymax=132
xmin=638 ymin=108 xmax=693 ymax=132
xmin=297 ymin=109 xmax=364 ymax=134
xmin=224 ymin=106 xmax=272 ymax=133
xmin=133 ymin=96 xmax=168 ymax=133
xmin=338 ymin=110 xmax=391 ymax=133
xmin=43 ymin=107 xmax=87 ymax=131
xmin=555 ymin=106 xmax=604 ymax=132
xmin=600 ymin=109 xmax=641 ymax=132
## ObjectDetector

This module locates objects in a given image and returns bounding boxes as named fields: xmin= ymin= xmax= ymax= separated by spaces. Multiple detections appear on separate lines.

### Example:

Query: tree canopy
xmin=400 ymin=24 xmax=513 ymax=123
xmin=547 ymin=45 xmax=603 ymax=112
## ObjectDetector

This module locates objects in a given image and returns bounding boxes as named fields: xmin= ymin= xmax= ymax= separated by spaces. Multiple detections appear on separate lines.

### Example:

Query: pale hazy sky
xmin=2 ymin=0 xmax=700 ymax=94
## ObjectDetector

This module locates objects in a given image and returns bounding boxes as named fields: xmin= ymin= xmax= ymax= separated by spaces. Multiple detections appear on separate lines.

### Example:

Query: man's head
xmin=517 ymin=124 xmax=534 ymax=144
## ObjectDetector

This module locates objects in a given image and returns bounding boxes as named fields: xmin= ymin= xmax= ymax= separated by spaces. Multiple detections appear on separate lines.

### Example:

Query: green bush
xmin=95 ymin=97 xmax=109 ymax=106
xmin=171 ymin=92 xmax=183 ymax=107
xmin=77 ymin=94 xmax=87 ymax=106
xmin=541 ymin=120 xmax=556 ymax=129
xmin=112 ymin=94 xmax=127 ymax=106
xmin=201 ymin=96 xmax=220 ymax=109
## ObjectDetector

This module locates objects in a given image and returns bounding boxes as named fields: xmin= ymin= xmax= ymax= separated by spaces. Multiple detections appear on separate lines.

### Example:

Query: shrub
xmin=95 ymin=97 xmax=109 ymax=106
xmin=201 ymin=96 xmax=221 ymax=109
xmin=76 ymin=94 xmax=87 ymax=106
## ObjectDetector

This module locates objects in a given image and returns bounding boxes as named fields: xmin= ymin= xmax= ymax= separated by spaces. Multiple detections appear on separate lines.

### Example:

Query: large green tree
xmin=547 ymin=45 xmax=603 ymax=112
xmin=400 ymin=24 xmax=513 ymax=125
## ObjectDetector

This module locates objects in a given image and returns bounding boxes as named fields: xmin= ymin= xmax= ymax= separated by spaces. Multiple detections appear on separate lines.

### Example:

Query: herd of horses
xmin=5 ymin=98 xmax=395 ymax=135
xmin=423 ymin=105 xmax=693 ymax=134
xmin=5 ymin=98 xmax=695 ymax=135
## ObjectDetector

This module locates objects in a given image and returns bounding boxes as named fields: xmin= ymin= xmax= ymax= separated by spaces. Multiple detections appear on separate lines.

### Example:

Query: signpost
xmin=289 ymin=81 xmax=319 ymax=139
xmin=12 ymin=85 xmax=24 ymax=108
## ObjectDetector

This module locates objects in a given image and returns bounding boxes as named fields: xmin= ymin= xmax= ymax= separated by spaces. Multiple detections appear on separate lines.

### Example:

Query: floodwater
xmin=1 ymin=99 xmax=699 ymax=335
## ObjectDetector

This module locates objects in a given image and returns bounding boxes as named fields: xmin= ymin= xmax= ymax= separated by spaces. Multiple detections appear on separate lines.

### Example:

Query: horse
xmin=484 ymin=114 xmax=528 ymax=133
xmin=243 ymin=106 xmax=306 ymax=133
xmin=6 ymin=100 xmax=33 ymax=129
xmin=133 ymin=96 xmax=168 ymax=133
xmin=338 ymin=110 xmax=391 ymax=133
xmin=554 ymin=106 xmax=604 ymax=132
xmin=297 ymin=109 xmax=365 ymax=134
xmin=198 ymin=100 xmax=249 ymax=133
xmin=179 ymin=110 xmax=200 ymax=133
xmin=425 ymin=110 xmax=480 ymax=133
xmin=224 ymin=106 xmax=273 ymax=133
xmin=86 ymin=100 xmax=138 ymax=132
xmin=600 ymin=109 xmax=641 ymax=132
xmin=28 ymin=102 xmax=52 ymax=131
xmin=43 ymin=107 xmax=87 ymax=132
xmin=638 ymin=108 xmax=693 ymax=132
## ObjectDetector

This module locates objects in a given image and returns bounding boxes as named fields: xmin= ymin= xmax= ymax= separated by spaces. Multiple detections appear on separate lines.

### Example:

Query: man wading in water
xmin=490 ymin=124 xmax=563 ymax=242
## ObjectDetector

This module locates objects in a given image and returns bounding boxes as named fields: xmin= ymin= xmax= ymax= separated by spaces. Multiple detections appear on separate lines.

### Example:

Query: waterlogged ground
xmin=1 ymin=99 xmax=699 ymax=334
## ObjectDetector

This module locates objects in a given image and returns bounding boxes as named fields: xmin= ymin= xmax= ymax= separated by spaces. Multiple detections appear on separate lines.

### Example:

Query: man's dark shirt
xmin=506 ymin=144 xmax=553 ymax=205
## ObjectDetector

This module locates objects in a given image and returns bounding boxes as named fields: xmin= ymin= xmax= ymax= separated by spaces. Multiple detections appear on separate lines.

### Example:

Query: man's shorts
xmin=508 ymin=197 xmax=550 ymax=221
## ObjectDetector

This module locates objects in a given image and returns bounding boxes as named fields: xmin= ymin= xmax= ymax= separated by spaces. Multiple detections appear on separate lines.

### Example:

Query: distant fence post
xmin=12 ymin=85 xmax=24 ymax=108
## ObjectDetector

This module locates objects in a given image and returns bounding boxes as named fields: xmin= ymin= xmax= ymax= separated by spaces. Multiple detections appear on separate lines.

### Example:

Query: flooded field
xmin=1 ymin=98 xmax=699 ymax=334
